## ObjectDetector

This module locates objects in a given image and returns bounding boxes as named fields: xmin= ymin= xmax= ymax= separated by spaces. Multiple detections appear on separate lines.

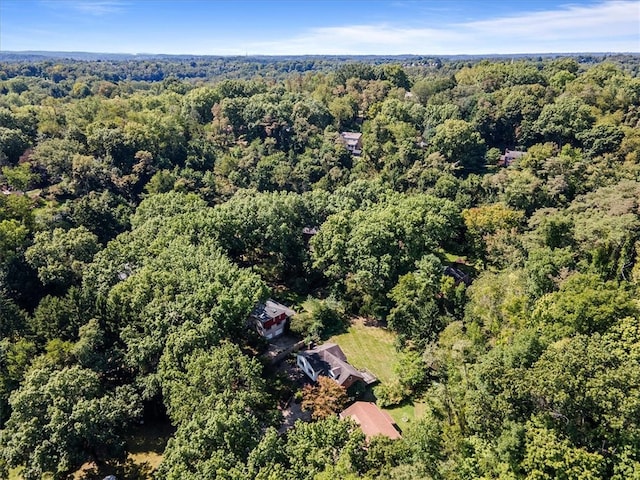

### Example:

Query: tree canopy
xmin=1 ymin=53 xmax=639 ymax=480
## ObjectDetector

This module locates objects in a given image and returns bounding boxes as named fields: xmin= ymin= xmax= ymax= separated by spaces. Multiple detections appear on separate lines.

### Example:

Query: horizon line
xmin=2 ymin=50 xmax=639 ymax=58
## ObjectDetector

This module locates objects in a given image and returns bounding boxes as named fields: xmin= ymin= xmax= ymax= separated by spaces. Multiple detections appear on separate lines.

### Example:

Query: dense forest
xmin=1 ymin=53 xmax=640 ymax=480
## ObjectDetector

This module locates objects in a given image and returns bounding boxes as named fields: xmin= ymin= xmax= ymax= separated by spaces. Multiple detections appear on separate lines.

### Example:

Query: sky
xmin=0 ymin=0 xmax=638 ymax=55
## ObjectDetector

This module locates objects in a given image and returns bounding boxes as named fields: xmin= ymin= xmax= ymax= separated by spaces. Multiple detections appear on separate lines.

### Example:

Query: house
xmin=251 ymin=300 xmax=296 ymax=340
xmin=340 ymin=401 xmax=402 ymax=440
xmin=340 ymin=132 xmax=363 ymax=156
xmin=498 ymin=149 xmax=526 ymax=167
xmin=444 ymin=266 xmax=471 ymax=286
xmin=296 ymin=343 xmax=376 ymax=389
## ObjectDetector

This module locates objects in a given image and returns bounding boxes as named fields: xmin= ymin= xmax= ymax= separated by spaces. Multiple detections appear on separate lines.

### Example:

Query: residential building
xmin=251 ymin=299 xmax=295 ymax=340
xmin=340 ymin=401 xmax=402 ymax=440
xmin=340 ymin=132 xmax=363 ymax=156
xmin=297 ymin=343 xmax=376 ymax=388
xmin=498 ymin=149 xmax=526 ymax=166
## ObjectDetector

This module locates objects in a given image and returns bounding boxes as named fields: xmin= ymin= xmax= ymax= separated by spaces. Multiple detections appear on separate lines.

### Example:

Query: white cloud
xmin=462 ymin=1 xmax=639 ymax=41
xmin=41 ymin=0 xmax=126 ymax=16
xmin=243 ymin=0 xmax=640 ymax=55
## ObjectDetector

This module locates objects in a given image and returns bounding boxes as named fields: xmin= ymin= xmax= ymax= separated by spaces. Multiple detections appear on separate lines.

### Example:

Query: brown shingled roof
xmin=340 ymin=401 xmax=402 ymax=440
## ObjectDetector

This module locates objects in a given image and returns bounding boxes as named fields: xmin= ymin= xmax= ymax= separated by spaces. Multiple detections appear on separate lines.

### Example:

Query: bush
xmin=289 ymin=298 xmax=345 ymax=340
xmin=374 ymin=381 xmax=410 ymax=407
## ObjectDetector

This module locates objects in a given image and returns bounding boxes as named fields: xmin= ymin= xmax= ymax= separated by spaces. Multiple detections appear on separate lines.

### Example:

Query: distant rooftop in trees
xmin=340 ymin=132 xmax=363 ymax=156
xmin=498 ymin=149 xmax=526 ymax=166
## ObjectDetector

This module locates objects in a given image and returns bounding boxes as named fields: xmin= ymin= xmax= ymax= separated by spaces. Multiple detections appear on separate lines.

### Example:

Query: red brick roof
xmin=340 ymin=401 xmax=401 ymax=440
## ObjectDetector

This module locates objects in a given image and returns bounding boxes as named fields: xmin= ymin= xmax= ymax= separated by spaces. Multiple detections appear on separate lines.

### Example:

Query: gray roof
xmin=340 ymin=132 xmax=362 ymax=140
xmin=340 ymin=132 xmax=362 ymax=147
xmin=499 ymin=149 xmax=526 ymax=165
xmin=252 ymin=299 xmax=295 ymax=325
xmin=300 ymin=343 xmax=366 ymax=386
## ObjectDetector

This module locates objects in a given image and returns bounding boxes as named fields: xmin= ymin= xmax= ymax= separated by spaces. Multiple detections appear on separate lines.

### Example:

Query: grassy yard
xmin=385 ymin=400 xmax=428 ymax=429
xmin=329 ymin=318 xmax=398 ymax=383
xmin=329 ymin=318 xmax=426 ymax=427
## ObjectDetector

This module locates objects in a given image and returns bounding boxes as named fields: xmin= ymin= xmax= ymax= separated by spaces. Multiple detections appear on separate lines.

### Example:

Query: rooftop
xmin=300 ymin=343 xmax=376 ymax=386
xmin=252 ymin=299 xmax=296 ymax=324
xmin=340 ymin=131 xmax=362 ymax=141
xmin=340 ymin=401 xmax=402 ymax=440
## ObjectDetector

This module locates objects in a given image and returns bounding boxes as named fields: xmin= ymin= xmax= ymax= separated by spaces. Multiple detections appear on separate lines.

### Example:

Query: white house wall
xmin=296 ymin=355 xmax=319 ymax=381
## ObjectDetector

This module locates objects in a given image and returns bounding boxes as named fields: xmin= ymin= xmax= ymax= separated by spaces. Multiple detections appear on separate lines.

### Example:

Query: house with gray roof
xmin=296 ymin=343 xmax=376 ymax=388
xmin=340 ymin=132 xmax=363 ymax=156
xmin=251 ymin=299 xmax=295 ymax=340
xmin=498 ymin=149 xmax=526 ymax=166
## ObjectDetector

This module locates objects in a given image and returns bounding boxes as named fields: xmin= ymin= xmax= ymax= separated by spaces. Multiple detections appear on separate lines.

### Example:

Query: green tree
xmin=378 ymin=64 xmax=411 ymax=90
xmin=0 ymin=364 xmax=141 ymax=480
xmin=181 ymin=86 xmax=221 ymax=123
xmin=531 ymin=273 xmax=638 ymax=338
xmin=462 ymin=203 xmax=524 ymax=264
xmin=388 ymin=254 xmax=445 ymax=347
xmin=107 ymin=238 xmax=266 ymax=385
xmin=312 ymin=194 xmax=461 ymax=315
xmin=25 ymin=226 xmax=100 ymax=287
xmin=29 ymin=137 xmax=83 ymax=183
xmin=69 ymin=190 xmax=132 ymax=244
xmin=533 ymin=96 xmax=595 ymax=146
xmin=158 ymin=343 xmax=278 ymax=479
xmin=429 ymin=119 xmax=486 ymax=173
xmin=29 ymin=287 xmax=89 ymax=342
xmin=284 ymin=415 xmax=366 ymax=480
xmin=0 ymin=219 xmax=28 ymax=275
xmin=0 ymin=127 xmax=29 ymax=164
xmin=0 ymin=338 xmax=36 ymax=426
xmin=522 ymin=421 xmax=604 ymax=480
xmin=1 ymin=163 xmax=38 ymax=192
xmin=526 ymin=319 xmax=640 ymax=453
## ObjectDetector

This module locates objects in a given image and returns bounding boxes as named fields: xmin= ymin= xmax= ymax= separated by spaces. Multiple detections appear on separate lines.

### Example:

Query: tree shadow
xmin=126 ymin=420 xmax=174 ymax=456
xmin=75 ymin=459 xmax=154 ymax=480
xmin=318 ymin=313 xmax=349 ymax=340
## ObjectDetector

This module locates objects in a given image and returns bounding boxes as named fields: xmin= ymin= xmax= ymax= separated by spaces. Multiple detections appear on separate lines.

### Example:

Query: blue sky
xmin=1 ymin=0 xmax=638 ymax=55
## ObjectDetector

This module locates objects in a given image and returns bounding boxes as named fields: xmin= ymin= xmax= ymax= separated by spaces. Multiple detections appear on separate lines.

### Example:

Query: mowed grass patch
xmin=386 ymin=399 xmax=428 ymax=429
xmin=329 ymin=318 xmax=398 ymax=384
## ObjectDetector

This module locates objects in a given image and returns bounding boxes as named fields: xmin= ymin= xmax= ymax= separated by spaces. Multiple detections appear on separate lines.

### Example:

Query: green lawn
xmin=329 ymin=318 xmax=398 ymax=383
xmin=385 ymin=400 xmax=428 ymax=429
xmin=329 ymin=318 xmax=426 ymax=427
